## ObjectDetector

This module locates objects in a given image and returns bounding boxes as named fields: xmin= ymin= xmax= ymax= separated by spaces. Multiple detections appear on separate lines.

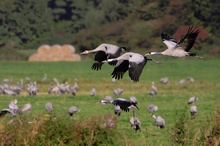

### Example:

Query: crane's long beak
xmin=102 ymin=60 xmax=108 ymax=63
xmin=80 ymin=50 xmax=89 ymax=55
xmin=106 ymin=59 xmax=115 ymax=62
xmin=144 ymin=53 xmax=150 ymax=56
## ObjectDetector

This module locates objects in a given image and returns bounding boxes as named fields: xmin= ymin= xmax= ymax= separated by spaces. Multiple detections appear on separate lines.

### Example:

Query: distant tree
xmin=0 ymin=0 xmax=54 ymax=49
xmin=189 ymin=0 xmax=220 ymax=37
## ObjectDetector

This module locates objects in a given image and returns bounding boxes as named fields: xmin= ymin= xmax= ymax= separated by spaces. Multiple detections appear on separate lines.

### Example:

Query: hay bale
xmin=62 ymin=44 xmax=76 ymax=54
xmin=40 ymin=55 xmax=53 ymax=62
xmin=37 ymin=45 xmax=51 ymax=55
xmin=73 ymin=54 xmax=81 ymax=61
xmin=50 ymin=45 xmax=62 ymax=55
xmin=51 ymin=55 xmax=64 ymax=61
xmin=29 ymin=54 xmax=41 ymax=62
xmin=63 ymin=54 xmax=81 ymax=61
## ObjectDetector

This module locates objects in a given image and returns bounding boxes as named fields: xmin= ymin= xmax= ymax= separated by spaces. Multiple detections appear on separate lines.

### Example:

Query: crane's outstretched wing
xmin=161 ymin=33 xmax=177 ymax=49
xmin=128 ymin=57 xmax=148 ymax=82
xmin=111 ymin=60 xmax=129 ymax=80
xmin=0 ymin=109 xmax=11 ymax=118
xmin=112 ymin=98 xmax=131 ymax=112
xmin=112 ymin=98 xmax=139 ymax=112
xmin=92 ymin=51 xmax=107 ymax=70
xmin=176 ymin=26 xmax=200 ymax=52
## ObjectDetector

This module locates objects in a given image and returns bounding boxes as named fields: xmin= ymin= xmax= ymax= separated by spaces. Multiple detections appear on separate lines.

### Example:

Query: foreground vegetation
xmin=0 ymin=58 xmax=219 ymax=145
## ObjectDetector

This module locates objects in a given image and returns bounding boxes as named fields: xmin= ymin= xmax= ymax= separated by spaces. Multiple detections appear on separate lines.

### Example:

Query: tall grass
xmin=0 ymin=57 xmax=219 ymax=145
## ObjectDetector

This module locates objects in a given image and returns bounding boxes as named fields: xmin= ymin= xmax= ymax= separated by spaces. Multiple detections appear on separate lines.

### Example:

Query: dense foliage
xmin=0 ymin=0 xmax=219 ymax=60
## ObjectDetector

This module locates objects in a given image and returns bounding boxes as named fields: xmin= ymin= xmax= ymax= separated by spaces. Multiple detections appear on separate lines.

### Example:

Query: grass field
xmin=0 ymin=56 xmax=220 ymax=145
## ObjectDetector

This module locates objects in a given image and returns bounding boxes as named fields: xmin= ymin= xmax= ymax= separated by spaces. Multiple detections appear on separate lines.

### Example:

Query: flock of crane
xmin=81 ymin=25 xmax=201 ymax=131
xmin=0 ymin=76 xmax=198 ymax=132
xmin=0 ymin=26 xmax=201 ymax=132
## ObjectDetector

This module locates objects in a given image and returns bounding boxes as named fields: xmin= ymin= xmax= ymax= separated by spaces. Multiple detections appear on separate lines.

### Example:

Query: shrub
xmin=170 ymin=108 xmax=220 ymax=146
xmin=0 ymin=113 xmax=120 ymax=145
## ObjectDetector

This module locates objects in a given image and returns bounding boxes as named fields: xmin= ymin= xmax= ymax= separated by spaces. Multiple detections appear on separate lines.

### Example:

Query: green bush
xmin=0 ymin=113 xmax=119 ymax=145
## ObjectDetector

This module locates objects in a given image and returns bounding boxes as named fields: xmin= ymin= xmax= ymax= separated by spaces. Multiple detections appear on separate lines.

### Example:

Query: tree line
xmin=0 ymin=0 xmax=219 ymax=58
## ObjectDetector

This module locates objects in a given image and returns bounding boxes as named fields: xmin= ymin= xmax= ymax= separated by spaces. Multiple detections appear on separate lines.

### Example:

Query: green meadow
xmin=0 ymin=57 xmax=220 ymax=145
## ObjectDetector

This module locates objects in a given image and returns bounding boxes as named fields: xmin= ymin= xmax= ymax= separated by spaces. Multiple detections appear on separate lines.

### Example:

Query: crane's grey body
xmin=129 ymin=96 xmax=137 ymax=105
xmin=90 ymin=87 xmax=96 ymax=96
xmin=152 ymin=115 xmax=165 ymax=128
xmin=113 ymin=88 xmax=123 ymax=96
xmin=20 ymin=103 xmax=32 ymax=113
xmin=68 ymin=106 xmax=80 ymax=116
xmin=114 ymin=105 xmax=121 ymax=116
xmin=148 ymin=104 xmax=158 ymax=114
xmin=112 ymin=98 xmax=139 ymax=112
xmin=4 ymin=89 xmax=17 ymax=96
xmin=107 ymin=52 xmax=152 ymax=82
xmin=41 ymin=73 xmax=47 ymax=82
xmin=50 ymin=79 xmax=71 ymax=95
xmin=71 ymin=79 xmax=79 ymax=95
xmin=145 ymin=26 xmax=201 ymax=58
xmin=48 ymin=83 xmax=54 ymax=94
xmin=100 ymin=96 xmax=113 ymax=104
xmin=0 ymin=108 xmax=16 ymax=117
xmin=27 ymin=82 xmax=38 ymax=95
xmin=45 ymin=102 xmax=53 ymax=114
xmin=8 ymin=100 xmax=19 ymax=112
xmin=187 ymin=76 xmax=194 ymax=83
xmin=130 ymin=117 xmax=141 ymax=132
xmin=160 ymin=77 xmax=169 ymax=84
xmin=188 ymin=96 xmax=198 ymax=104
xmin=1 ymin=100 xmax=33 ymax=117
xmin=150 ymin=82 xmax=157 ymax=98
xmin=190 ymin=105 xmax=198 ymax=119
xmin=81 ymin=43 xmax=126 ymax=70
xmin=129 ymin=104 xmax=141 ymax=132
xmin=179 ymin=79 xmax=185 ymax=84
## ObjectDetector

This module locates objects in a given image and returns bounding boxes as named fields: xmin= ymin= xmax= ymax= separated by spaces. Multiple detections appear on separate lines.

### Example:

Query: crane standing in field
xmin=152 ymin=115 xmax=165 ymax=129
xmin=145 ymin=26 xmax=203 ymax=59
xmin=160 ymin=77 xmax=169 ymax=84
xmin=188 ymin=96 xmax=198 ymax=104
xmin=45 ymin=102 xmax=53 ymax=114
xmin=19 ymin=103 xmax=32 ymax=114
xmin=114 ymin=105 xmax=121 ymax=116
xmin=105 ymin=52 xmax=152 ymax=82
xmin=129 ymin=105 xmax=141 ymax=132
xmin=80 ymin=43 xmax=126 ymax=70
xmin=150 ymin=82 xmax=157 ymax=98
xmin=68 ymin=106 xmax=80 ymax=117
xmin=99 ymin=96 xmax=113 ymax=104
xmin=190 ymin=105 xmax=198 ymax=119
xmin=0 ymin=100 xmax=32 ymax=117
xmin=148 ymin=104 xmax=158 ymax=115
xmin=90 ymin=87 xmax=96 ymax=96
xmin=113 ymin=88 xmax=123 ymax=96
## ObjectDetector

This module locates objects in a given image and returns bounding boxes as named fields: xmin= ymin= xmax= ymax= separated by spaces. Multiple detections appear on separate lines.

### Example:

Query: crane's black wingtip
xmin=120 ymin=47 xmax=127 ymax=51
xmin=91 ymin=63 xmax=103 ymax=71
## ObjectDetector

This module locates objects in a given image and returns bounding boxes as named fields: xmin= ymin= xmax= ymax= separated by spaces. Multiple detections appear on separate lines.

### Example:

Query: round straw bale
xmin=72 ymin=54 xmax=81 ymax=61
xmin=63 ymin=54 xmax=81 ymax=61
xmin=50 ymin=45 xmax=62 ymax=55
xmin=29 ymin=54 xmax=41 ymax=62
xmin=51 ymin=55 xmax=64 ymax=61
xmin=37 ymin=45 xmax=51 ymax=55
xmin=40 ymin=55 xmax=52 ymax=62
xmin=62 ymin=44 xmax=76 ymax=54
